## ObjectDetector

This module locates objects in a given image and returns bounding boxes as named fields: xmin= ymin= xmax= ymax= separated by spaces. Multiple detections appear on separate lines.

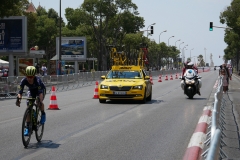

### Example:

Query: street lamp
xmin=179 ymin=42 xmax=184 ymax=58
xmin=159 ymin=30 xmax=167 ymax=43
xmin=182 ymin=44 xmax=188 ymax=62
xmin=179 ymin=42 xmax=184 ymax=50
xmin=147 ymin=23 xmax=156 ymax=38
xmin=204 ymin=48 xmax=207 ymax=66
xmin=190 ymin=48 xmax=194 ymax=61
xmin=175 ymin=39 xmax=181 ymax=47
xmin=158 ymin=30 xmax=167 ymax=70
xmin=168 ymin=36 xmax=174 ymax=46
xmin=177 ymin=42 xmax=184 ymax=68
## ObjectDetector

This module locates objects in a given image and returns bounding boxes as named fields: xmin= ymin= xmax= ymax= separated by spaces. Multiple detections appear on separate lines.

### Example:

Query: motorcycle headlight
xmin=100 ymin=85 xmax=108 ymax=89
xmin=132 ymin=85 xmax=143 ymax=90
xmin=185 ymin=79 xmax=195 ymax=84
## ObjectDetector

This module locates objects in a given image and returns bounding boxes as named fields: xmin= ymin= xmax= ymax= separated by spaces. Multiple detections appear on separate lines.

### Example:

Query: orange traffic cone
xmin=170 ymin=75 xmax=173 ymax=80
xmin=48 ymin=86 xmax=60 ymax=110
xmin=93 ymin=81 xmax=99 ymax=99
xmin=165 ymin=75 xmax=168 ymax=80
xmin=150 ymin=76 xmax=154 ymax=85
xmin=175 ymin=74 xmax=178 ymax=79
xmin=158 ymin=75 xmax=162 ymax=82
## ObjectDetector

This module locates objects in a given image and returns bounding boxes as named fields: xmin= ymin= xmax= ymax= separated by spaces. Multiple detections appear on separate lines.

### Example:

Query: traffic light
xmin=150 ymin=26 xmax=154 ymax=34
xmin=209 ymin=22 xmax=213 ymax=31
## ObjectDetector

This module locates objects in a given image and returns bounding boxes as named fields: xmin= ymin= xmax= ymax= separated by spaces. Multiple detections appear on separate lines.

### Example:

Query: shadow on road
xmin=24 ymin=140 xmax=60 ymax=149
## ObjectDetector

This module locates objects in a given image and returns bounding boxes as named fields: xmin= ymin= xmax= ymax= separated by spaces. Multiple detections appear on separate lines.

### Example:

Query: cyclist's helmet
xmin=25 ymin=66 xmax=36 ymax=76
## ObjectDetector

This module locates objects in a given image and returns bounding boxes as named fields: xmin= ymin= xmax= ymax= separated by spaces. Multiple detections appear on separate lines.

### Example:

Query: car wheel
xmin=146 ymin=88 xmax=152 ymax=101
xmin=99 ymin=99 xmax=106 ymax=103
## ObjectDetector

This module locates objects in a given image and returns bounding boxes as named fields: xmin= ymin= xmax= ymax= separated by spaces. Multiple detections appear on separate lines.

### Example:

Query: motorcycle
xmin=180 ymin=69 xmax=202 ymax=99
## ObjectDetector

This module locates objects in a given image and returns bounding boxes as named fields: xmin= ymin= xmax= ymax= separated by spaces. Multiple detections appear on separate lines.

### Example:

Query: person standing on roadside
xmin=219 ymin=64 xmax=230 ymax=93
xmin=41 ymin=63 xmax=47 ymax=76
xmin=228 ymin=66 xmax=232 ymax=80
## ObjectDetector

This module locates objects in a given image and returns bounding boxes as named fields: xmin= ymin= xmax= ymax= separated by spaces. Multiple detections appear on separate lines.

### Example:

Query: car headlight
xmin=132 ymin=85 xmax=143 ymax=90
xmin=185 ymin=79 xmax=195 ymax=84
xmin=100 ymin=85 xmax=108 ymax=89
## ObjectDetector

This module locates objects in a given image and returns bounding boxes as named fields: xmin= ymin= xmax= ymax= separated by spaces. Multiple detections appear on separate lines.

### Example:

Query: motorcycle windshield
xmin=184 ymin=69 xmax=196 ymax=79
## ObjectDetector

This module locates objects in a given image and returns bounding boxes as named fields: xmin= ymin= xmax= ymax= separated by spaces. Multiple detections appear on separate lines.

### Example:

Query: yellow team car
xmin=98 ymin=65 xmax=152 ymax=103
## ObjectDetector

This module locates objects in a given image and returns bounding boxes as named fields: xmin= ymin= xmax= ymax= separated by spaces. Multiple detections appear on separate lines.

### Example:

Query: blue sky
xmin=31 ymin=0 xmax=232 ymax=66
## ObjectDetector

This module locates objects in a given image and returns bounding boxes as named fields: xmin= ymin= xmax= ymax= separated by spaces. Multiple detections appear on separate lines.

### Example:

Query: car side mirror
xmin=101 ymin=75 xmax=106 ymax=79
xmin=145 ymin=76 xmax=150 ymax=80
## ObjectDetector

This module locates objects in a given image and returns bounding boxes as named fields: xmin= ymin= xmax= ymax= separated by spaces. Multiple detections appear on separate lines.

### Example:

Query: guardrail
xmin=201 ymin=76 xmax=228 ymax=159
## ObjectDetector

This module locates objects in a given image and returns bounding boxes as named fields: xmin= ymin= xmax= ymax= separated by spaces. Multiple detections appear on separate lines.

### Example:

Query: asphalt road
xmin=0 ymin=70 xmax=218 ymax=160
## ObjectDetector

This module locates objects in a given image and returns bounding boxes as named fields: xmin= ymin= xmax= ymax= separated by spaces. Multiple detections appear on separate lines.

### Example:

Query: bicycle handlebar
xmin=15 ymin=96 xmax=40 ymax=107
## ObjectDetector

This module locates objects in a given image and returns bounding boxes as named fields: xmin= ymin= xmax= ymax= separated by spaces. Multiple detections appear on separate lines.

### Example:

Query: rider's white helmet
xmin=187 ymin=62 xmax=194 ymax=66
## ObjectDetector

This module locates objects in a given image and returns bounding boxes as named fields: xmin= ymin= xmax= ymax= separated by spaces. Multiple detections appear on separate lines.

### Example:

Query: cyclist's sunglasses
xmin=26 ymin=76 xmax=34 ymax=79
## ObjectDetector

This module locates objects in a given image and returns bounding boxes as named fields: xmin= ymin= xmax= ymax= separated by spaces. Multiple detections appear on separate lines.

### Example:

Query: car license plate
xmin=113 ymin=91 xmax=126 ymax=95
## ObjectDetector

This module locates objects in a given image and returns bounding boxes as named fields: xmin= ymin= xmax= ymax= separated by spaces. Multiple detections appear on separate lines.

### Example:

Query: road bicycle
xmin=16 ymin=96 xmax=44 ymax=147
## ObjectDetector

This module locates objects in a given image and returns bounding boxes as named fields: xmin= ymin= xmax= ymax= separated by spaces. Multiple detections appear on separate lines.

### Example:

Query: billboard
xmin=56 ymin=37 xmax=87 ymax=61
xmin=0 ymin=16 xmax=27 ymax=54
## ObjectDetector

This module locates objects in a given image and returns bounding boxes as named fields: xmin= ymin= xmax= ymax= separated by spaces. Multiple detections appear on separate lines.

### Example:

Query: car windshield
xmin=106 ymin=70 xmax=142 ymax=79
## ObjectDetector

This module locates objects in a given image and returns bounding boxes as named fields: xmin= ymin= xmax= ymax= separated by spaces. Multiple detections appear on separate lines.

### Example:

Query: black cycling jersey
xmin=18 ymin=76 xmax=46 ymax=97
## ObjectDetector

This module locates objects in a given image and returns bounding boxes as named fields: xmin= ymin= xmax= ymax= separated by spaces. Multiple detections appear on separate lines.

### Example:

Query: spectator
xmin=41 ymin=63 xmax=47 ymax=76
xmin=223 ymin=64 xmax=231 ymax=84
xmin=219 ymin=63 xmax=230 ymax=93
xmin=228 ymin=66 xmax=232 ymax=79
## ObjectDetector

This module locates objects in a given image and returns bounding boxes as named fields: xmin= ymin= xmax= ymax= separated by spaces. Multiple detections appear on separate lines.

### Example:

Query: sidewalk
xmin=221 ymin=74 xmax=240 ymax=159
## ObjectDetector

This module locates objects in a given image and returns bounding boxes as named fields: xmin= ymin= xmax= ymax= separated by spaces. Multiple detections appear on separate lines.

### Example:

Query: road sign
xmin=29 ymin=50 xmax=45 ymax=55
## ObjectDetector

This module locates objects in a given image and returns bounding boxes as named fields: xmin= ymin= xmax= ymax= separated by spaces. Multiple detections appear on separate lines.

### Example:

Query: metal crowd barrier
xmin=0 ymin=71 xmax=107 ymax=99
xmin=0 ymin=69 xmax=184 ymax=99
xmin=201 ymin=76 xmax=228 ymax=159
xmin=0 ymin=68 xmax=210 ymax=99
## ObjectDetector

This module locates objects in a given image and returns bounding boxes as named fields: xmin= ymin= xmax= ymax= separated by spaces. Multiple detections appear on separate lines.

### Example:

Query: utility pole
xmin=204 ymin=48 xmax=207 ymax=66
xmin=58 ymin=0 xmax=62 ymax=75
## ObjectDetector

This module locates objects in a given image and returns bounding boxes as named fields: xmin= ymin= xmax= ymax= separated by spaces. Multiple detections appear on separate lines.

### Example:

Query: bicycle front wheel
xmin=22 ymin=108 xmax=32 ymax=147
xmin=35 ymin=106 xmax=44 ymax=142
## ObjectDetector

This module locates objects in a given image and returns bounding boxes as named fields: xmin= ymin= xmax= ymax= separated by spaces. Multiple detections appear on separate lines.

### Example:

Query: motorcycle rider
xmin=181 ymin=61 xmax=201 ymax=95
xmin=182 ymin=60 xmax=198 ymax=77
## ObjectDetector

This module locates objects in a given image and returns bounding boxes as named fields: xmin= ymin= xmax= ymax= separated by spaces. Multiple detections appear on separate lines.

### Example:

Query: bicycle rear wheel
xmin=22 ymin=108 xmax=32 ymax=147
xmin=35 ymin=105 xmax=44 ymax=142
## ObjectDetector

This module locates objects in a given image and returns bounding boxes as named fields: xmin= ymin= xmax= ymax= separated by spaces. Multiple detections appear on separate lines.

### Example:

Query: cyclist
xmin=16 ymin=66 xmax=46 ymax=136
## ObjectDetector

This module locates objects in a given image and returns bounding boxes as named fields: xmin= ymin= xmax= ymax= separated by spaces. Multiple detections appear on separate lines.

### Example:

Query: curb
xmin=182 ymin=106 xmax=212 ymax=160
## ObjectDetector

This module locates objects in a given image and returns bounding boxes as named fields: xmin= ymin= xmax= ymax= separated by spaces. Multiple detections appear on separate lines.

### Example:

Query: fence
xmin=201 ymin=76 xmax=228 ymax=159
xmin=0 ymin=69 xmax=185 ymax=99
xmin=0 ymin=67 xmax=210 ymax=99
